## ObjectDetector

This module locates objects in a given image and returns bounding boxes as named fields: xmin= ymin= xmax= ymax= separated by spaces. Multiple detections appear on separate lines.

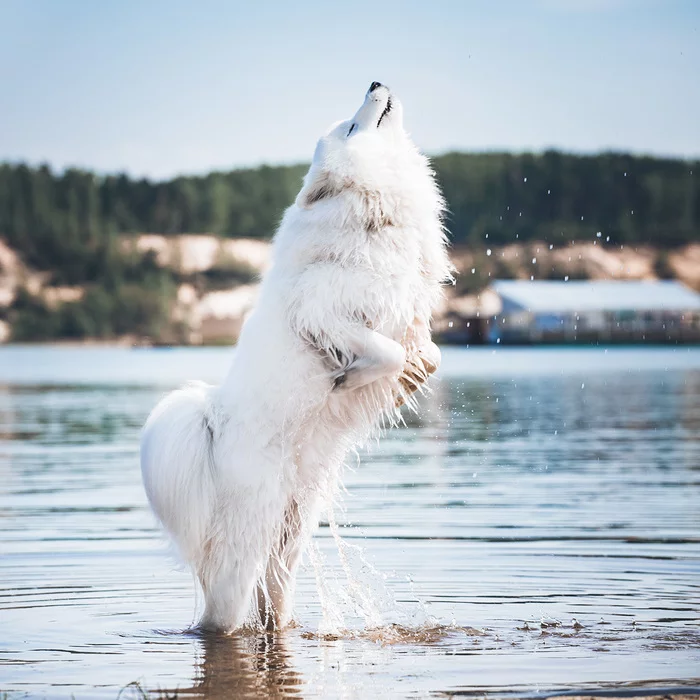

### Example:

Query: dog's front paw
xmin=418 ymin=341 xmax=441 ymax=376
xmin=395 ymin=342 xmax=441 ymax=407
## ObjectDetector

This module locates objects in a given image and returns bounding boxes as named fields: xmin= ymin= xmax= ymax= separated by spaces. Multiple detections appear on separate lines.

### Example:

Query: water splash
xmin=306 ymin=540 xmax=346 ymax=635
xmin=306 ymin=505 xmax=471 ymax=644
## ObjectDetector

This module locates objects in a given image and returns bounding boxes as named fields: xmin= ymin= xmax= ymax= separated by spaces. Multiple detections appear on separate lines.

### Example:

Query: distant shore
xmin=2 ymin=235 xmax=700 ymax=346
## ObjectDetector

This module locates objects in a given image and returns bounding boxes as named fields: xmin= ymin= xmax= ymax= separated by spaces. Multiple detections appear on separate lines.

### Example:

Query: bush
xmin=9 ymin=271 xmax=175 ymax=342
xmin=9 ymin=288 xmax=60 ymax=341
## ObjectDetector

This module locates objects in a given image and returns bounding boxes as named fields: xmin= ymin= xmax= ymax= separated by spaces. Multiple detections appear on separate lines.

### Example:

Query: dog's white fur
xmin=140 ymin=83 xmax=451 ymax=632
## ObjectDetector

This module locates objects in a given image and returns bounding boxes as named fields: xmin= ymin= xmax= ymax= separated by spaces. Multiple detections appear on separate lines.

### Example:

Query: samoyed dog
xmin=140 ymin=82 xmax=451 ymax=632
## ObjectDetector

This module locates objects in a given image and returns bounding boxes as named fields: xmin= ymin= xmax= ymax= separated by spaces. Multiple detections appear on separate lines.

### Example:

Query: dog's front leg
xmin=331 ymin=326 xmax=406 ymax=391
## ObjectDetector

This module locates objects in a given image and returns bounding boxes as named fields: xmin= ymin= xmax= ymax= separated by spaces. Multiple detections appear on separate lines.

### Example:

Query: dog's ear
xmin=297 ymin=171 xmax=345 ymax=209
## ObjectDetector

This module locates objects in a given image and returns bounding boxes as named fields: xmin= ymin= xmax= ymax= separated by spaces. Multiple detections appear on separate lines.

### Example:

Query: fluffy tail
xmin=140 ymin=381 xmax=216 ymax=571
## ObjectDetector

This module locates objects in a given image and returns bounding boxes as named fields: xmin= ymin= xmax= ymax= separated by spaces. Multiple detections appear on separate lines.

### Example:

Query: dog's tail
xmin=140 ymin=381 xmax=217 ymax=570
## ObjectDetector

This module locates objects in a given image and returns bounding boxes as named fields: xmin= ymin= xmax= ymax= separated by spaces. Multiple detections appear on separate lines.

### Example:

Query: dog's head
xmin=296 ymin=82 xmax=439 ymax=232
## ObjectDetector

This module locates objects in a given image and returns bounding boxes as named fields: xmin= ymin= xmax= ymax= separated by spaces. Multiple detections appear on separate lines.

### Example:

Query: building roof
xmin=491 ymin=280 xmax=700 ymax=314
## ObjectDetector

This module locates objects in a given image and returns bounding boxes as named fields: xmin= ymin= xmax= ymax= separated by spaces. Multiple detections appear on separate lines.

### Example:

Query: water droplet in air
xmin=532 ymin=258 xmax=536 ymax=264
xmin=596 ymin=231 xmax=602 ymax=238
xmin=523 ymin=177 xmax=527 ymax=182
xmin=486 ymin=249 xmax=492 ymax=256
xmin=564 ymin=275 xmax=569 ymax=281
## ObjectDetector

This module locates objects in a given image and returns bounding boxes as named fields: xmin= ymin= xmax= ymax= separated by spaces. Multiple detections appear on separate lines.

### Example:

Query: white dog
xmin=140 ymin=82 xmax=451 ymax=632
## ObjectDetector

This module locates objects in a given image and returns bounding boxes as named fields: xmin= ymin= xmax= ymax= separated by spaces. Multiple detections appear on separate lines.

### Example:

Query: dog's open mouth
xmin=377 ymin=96 xmax=393 ymax=128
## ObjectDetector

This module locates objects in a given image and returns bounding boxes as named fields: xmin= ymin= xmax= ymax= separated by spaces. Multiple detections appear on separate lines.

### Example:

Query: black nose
xmin=369 ymin=81 xmax=383 ymax=93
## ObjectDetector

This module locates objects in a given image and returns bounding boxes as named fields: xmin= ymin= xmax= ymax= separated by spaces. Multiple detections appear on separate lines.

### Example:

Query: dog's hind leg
xmin=256 ymin=492 xmax=322 ymax=630
xmin=199 ymin=514 xmax=277 ymax=633
xmin=200 ymin=560 xmax=260 ymax=633
xmin=198 ymin=478 xmax=288 ymax=633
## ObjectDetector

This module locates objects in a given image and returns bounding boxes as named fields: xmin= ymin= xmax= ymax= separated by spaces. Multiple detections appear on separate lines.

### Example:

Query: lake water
xmin=1 ymin=346 xmax=699 ymax=698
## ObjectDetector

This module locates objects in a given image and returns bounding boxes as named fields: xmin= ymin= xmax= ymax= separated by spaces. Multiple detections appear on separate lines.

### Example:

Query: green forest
xmin=1 ymin=151 xmax=698 ymax=341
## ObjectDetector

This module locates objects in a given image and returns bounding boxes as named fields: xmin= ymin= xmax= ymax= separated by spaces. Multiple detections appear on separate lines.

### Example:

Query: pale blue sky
xmin=0 ymin=0 xmax=698 ymax=179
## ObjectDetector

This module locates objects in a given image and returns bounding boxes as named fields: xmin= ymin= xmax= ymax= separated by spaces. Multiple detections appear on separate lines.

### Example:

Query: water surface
xmin=1 ymin=346 xmax=699 ymax=698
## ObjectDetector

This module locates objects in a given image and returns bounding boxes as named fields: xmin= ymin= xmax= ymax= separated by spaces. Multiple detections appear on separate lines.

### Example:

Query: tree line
xmin=1 ymin=151 xmax=698 ymax=279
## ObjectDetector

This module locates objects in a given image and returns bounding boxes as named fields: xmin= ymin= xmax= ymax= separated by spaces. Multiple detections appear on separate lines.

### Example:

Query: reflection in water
xmin=176 ymin=633 xmax=303 ymax=700
xmin=0 ymin=347 xmax=699 ymax=698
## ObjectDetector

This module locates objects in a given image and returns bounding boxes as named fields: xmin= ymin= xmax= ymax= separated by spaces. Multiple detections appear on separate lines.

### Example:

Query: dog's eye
xmin=347 ymin=123 xmax=356 ymax=137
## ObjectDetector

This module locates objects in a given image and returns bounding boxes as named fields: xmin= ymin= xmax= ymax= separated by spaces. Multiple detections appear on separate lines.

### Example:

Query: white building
xmin=489 ymin=280 xmax=700 ymax=344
